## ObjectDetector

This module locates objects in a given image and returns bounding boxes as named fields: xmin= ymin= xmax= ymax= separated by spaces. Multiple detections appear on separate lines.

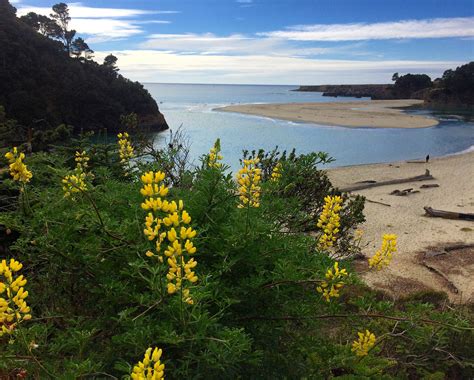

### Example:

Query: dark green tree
xmin=20 ymin=12 xmax=61 ymax=38
xmin=393 ymin=73 xmax=432 ymax=98
xmin=103 ymin=54 xmax=119 ymax=71
xmin=50 ymin=2 xmax=76 ymax=53
xmin=71 ymin=37 xmax=93 ymax=59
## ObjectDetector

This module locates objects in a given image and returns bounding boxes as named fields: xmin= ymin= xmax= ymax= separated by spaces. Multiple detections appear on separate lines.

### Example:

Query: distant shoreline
xmin=215 ymin=100 xmax=439 ymax=129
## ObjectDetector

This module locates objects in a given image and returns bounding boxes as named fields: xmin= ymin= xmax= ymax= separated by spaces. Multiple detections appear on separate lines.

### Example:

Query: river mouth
xmin=144 ymin=83 xmax=474 ymax=172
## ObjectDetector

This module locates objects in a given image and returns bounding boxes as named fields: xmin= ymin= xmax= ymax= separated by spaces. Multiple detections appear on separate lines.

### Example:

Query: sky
xmin=12 ymin=0 xmax=474 ymax=85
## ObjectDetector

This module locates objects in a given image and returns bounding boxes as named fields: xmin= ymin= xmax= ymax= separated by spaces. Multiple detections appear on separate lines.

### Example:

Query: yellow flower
xmin=271 ymin=162 xmax=282 ymax=181
xmin=316 ymin=262 xmax=348 ymax=302
xmin=131 ymin=347 xmax=165 ymax=380
xmin=236 ymin=158 xmax=261 ymax=208
xmin=5 ymin=147 xmax=32 ymax=184
xmin=62 ymin=151 xmax=92 ymax=199
xmin=117 ymin=132 xmax=135 ymax=169
xmin=351 ymin=330 xmax=376 ymax=357
xmin=368 ymin=234 xmax=397 ymax=270
xmin=208 ymin=138 xmax=223 ymax=168
xmin=0 ymin=259 xmax=32 ymax=336
xmin=317 ymin=195 xmax=342 ymax=250
xmin=140 ymin=171 xmax=198 ymax=304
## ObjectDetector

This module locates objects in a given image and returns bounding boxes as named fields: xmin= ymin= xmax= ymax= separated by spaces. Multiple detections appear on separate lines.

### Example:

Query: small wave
xmin=447 ymin=145 xmax=474 ymax=156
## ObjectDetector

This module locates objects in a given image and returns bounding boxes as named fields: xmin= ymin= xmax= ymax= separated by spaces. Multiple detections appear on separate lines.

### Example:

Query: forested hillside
xmin=0 ymin=0 xmax=167 ymax=147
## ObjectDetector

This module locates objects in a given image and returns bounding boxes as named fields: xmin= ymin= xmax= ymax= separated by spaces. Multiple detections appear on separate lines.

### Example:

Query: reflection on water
xmin=145 ymin=83 xmax=474 ymax=171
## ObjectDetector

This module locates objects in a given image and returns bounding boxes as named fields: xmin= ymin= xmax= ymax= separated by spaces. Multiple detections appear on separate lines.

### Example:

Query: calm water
xmin=144 ymin=83 xmax=474 ymax=170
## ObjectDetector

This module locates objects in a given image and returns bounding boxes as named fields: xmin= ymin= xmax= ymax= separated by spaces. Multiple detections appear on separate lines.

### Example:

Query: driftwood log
xmin=340 ymin=170 xmax=434 ymax=192
xmin=420 ymin=184 xmax=439 ymax=189
xmin=424 ymin=207 xmax=474 ymax=221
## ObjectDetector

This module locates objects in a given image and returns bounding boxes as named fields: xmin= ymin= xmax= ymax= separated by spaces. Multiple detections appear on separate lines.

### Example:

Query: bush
xmin=0 ymin=138 xmax=472 ymax=379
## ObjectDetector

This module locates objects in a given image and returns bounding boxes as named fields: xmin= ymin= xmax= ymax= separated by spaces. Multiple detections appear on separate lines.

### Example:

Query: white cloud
xmin=140 ymin=33 xmax=285 ymax=55
xmin=93 ymin=49 xmax=461 ymax=84
xmin=138 ymin=33 xmax=361 ymax=57
xmin=17 ymin=2 xmax=177 ymax=18
xmin=260 ymin=17 xmax=474 ymax=41
xmin=16 ymin=2 xmax=176 ymax=42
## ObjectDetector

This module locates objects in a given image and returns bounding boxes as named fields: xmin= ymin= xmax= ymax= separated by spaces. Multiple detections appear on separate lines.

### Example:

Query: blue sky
xmin=13 ymin=0 xmax=474 ymax=84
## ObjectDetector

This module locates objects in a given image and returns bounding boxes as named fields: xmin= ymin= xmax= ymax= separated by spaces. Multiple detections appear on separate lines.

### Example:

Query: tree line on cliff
xmin=0 ymin=0 xmax=167 ymax=150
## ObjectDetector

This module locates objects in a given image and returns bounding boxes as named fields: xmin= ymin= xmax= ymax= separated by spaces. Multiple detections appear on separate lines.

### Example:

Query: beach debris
xmin=340 ymin=170 xmax=433 ymax=192
xmin=420 ymin=184 xmax=439 ymax=189
xmin=349 ymin=194 xmax=391 ymax=207
xmin=390 ymin=188 xmax=420 ymax=196
xmin=424 ymin=207 xmax=474 ymax=221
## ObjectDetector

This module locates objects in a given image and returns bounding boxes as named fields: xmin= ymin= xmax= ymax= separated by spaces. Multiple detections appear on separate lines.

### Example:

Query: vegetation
xmin=427 ymin=61 xmax=474 ymax=105
xmin=0 ymin=134 xmax=472 ymax=379
xmin=0 ymin=0 xmax=167 ymax=151
xmin=391 ymin=73 xmax=433 ymax=98
xmin=391 ymin=61 xmax=474 ymax=105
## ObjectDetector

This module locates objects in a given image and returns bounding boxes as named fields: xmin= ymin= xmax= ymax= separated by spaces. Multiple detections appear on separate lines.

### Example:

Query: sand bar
xmin=216 ymin=99 xmax=439 ymax=129
xmin=328 ymin=151 xmax=474 ymax=302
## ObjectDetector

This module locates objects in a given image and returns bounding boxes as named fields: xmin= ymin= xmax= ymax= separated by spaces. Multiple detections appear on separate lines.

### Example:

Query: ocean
xmin=144 ymin=83 xmax=474 ymax=170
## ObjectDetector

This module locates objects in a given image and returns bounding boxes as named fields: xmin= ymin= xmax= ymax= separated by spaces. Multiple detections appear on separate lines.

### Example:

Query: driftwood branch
xmin=349 ymin=194 xmax=391 ymax=207
xmin=340 ymin=170 xmax=433 ymax=192
xmin=424 ymin=207 xmax=474 ymax=221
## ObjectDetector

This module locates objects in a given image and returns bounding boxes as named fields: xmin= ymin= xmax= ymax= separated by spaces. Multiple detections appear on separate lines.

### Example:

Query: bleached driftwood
xmin=340 ymin=170 xmax=433 ymax=192
xmin=424 ymin=207 xmax=474 ymax=221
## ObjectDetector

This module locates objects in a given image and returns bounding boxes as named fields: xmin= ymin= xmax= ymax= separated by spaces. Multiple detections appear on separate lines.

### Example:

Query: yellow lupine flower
xmin=117 ymin=132 xmax=135 ymax=169
xmin=5 ymin=147 xmax=32 ymax=183
xmin=208 ymin=138 xmax=223 ymax=168
xmin=351 ymin=330 xmax=376 ymax=357
xmin=140 ymin=171 xmax=198 ymax=304
xmin=131 ymin=347 xmax=165 ymax=380
xmin=271 ymin=162 xmax=282 ymax=181
xmin=62 ymin=150 xmax=92 ymax=199
xmin=368 ymin=234 xmax=397 ymax=270
xmin=236 ymin=158 xmax=261 ymax=208
xmin=0 ymin=259 xmax=32 ymax=336
xmin=317 ymin=195 xmax=342 ymax=250
xmin=316 ymin=262 xmax=348 ymax=302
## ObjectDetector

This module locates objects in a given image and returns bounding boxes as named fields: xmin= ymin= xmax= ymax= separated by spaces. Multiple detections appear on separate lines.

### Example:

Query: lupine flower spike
xmin=62 ymin=150 xmax=92 ymax=199
xmin=208 ymin=138 xmax=223 ymax=168
xmin=351 ymin=330 xmax=376 ymax=357
xmin=271 ymin=162 xmax=282 ymax=181
xmin=317 ymin=195 xmax=342 ymax=249
xmin=131 ymin=347 xmax=165 ymax=380
xmin=0 ymin=259 xmax=32 ymax=336
xmin=117 ymin=132 xmax=135 ymax=172
xmin=141 ymin=171 xmax=198 ymax=305
xmin=5 ymin=147 xmax=32 ymax=183
xmin=316 ymin=261 xmax=348 ymax=302
xmin=368 ymin=234 xmax=397 ymax=270
xmin=236 ymin=158 xmax=261 ymax=208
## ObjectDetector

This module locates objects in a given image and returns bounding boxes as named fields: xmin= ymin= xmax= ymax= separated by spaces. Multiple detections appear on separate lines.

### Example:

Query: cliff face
xmin=0 ymin=0 xmax=168 ymax=134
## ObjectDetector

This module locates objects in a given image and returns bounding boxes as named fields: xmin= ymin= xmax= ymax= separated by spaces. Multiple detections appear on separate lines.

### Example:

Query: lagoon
xmin=145 ymin=83 xmax=474 ymax=170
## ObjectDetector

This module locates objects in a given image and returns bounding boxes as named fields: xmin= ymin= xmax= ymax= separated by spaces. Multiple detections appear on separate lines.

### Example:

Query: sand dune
xmin=216 ymin=100 xmax=439 ymax=129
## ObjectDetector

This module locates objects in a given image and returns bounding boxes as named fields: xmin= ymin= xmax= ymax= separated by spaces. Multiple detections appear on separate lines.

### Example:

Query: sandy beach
xmin=216 ymin=99 xmax=439 ymax=129
xmin=328 ymin=151 xmax=474 ymax=302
